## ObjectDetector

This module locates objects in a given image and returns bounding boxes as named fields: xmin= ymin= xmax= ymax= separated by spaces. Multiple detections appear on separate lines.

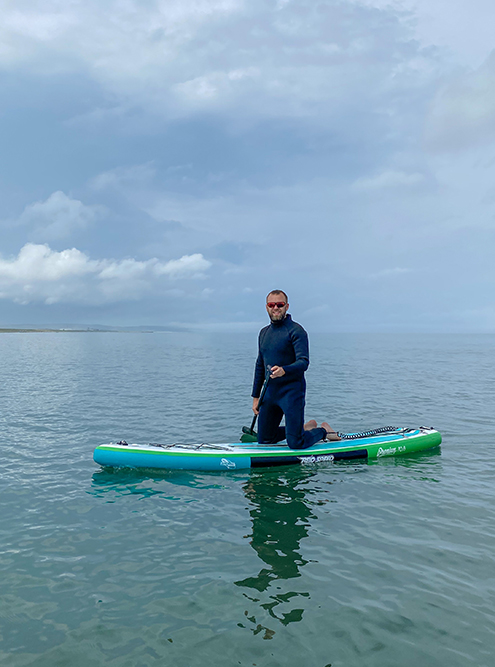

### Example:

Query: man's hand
xmin=270 ymin=365 xmax=285 ymax=379
xmin=252 ymin=397 xmax=260 ymax=415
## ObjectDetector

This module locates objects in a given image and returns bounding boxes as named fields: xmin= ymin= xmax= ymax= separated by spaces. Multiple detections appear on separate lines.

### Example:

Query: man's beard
xmin=270 ymin=312 xmax=286 ymax=322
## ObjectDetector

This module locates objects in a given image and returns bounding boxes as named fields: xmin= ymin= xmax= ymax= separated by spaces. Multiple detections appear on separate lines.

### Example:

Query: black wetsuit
xmin=252 ymin=314 xmax=326 ymax=449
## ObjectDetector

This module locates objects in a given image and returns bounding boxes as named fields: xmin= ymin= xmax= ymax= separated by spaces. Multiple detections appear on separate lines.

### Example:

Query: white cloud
xmin=353 ymin=170 xmax=425 ymax=190
xmin=0 ymin=243 xmax=94 ymax=282
xmin=370 ymin=267 xmax=412 ymax=279
xmin=19 ymin=191 xmax=104 ymax=240
xmin=154 ymin=253 xmax=211 ymax=279
xmin=0 ymin=243 xmax=212 ymax=305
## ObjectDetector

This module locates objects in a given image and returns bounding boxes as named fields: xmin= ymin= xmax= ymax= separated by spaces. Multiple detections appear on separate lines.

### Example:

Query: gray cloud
xmin=0 ymin=0 xmax=494 ymax=331
xmin=0 ymin=0 xmax=438 ymax=128
xmin=19 ymin=190 xmax=105 ymax=240
xmin=353 ymin=171 xmax=425 ymax=190
xmin=425 ymin=51 xmax=495 ymax=152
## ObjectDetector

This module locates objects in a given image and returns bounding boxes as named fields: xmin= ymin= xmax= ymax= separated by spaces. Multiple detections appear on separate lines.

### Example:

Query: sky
xmin=1 ymin=0 xmax=495 ymax=332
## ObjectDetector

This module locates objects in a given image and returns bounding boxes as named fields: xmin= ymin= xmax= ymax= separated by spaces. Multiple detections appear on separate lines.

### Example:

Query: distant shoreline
xmin=0 ymin=328 xmax=152 ymax=333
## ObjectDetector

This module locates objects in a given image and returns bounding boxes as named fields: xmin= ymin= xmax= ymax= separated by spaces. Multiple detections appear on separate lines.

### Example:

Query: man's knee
xmin=286 ymin=432 xmax=306 ymax=450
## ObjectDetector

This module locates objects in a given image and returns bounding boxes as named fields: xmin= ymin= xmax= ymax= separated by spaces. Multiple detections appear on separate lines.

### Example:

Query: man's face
xmin=266 ymin=294 xmax=289 ymax=322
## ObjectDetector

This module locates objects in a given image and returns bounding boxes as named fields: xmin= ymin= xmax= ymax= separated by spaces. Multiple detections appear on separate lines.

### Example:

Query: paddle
xmin=240 ymin=366 xmax=271 ymax=442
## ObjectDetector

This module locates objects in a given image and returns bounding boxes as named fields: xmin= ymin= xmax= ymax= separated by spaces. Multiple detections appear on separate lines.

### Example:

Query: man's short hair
xmin=266 ymin=289 xmax=288 ymax=302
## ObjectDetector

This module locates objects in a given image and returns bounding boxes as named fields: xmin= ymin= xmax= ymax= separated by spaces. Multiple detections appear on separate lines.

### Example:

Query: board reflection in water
xmin=236 ymin=469 xmax=322 ymax=638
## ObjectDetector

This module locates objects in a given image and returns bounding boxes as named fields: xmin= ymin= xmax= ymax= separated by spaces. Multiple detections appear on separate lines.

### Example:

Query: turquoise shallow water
xmin=1 ymin=332 xmax=495 ymax=666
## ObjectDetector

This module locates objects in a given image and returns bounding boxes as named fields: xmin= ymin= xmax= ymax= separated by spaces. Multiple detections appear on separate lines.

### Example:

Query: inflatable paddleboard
xmin=93 ymin=426 xmax=441 ymax=472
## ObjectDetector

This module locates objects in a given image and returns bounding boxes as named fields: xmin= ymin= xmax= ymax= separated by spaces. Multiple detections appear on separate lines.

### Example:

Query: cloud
xmin=2 ymin=2 xmax=495 ymax=331
xmin=426 ymin=51 xmax=495 ymax=152
xmin=354 ymin=0 xmax=495 ymax=67
xmin=0 ymin=0 xmax=439 ymax=127
xmin=90 ymin=163 xmax=157 ymax=191
xmin=0 ymin=243 xmax=212 ymax=305
xmin=353 ymin=170 xmax=425 ymax=190
xmin=153 ymin=253 xmax=211 ymax=278
xmin=370 ymin=267 xmax=412 ymax=279
xmin=19 ymin=191 xmax=105 ymax=240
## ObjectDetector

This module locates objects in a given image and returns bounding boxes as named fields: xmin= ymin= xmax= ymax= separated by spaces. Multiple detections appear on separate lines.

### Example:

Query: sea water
xmin=1 ymin=331 xmax=494 ymax=666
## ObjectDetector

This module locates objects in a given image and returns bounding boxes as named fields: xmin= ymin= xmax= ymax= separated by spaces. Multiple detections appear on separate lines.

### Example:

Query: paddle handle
xmin=249 ymin=413 xmax=258 ymax=433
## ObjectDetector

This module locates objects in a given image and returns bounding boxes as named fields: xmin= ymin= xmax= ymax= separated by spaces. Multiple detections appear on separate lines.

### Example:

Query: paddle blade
xmin=240 ymin=432 xmax=258 ymax=443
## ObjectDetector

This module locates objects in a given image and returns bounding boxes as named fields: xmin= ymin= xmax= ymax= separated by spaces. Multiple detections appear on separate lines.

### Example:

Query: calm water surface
xmin=1 ymin=332 xmax=494 ymax=666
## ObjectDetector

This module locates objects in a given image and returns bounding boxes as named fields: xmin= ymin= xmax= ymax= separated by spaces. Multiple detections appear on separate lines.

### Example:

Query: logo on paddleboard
xmin=377 ymin=445 xmax=405 ymax=457
xmin=220 ymin=458 xmax=236 ymax=469
xmin=299 ymin=454 xmax=335 ymax=464
xmin=377 ymin=446 xmax=396 ymax=457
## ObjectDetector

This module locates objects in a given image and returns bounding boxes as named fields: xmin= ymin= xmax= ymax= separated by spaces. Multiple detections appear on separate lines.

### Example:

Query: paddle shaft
xmin=249 ymin=367 xmax=271 ymax=433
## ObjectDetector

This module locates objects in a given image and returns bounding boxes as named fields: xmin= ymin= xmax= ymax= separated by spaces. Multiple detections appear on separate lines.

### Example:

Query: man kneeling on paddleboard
xmin=251 ymin=290 xmax=340 ymax=449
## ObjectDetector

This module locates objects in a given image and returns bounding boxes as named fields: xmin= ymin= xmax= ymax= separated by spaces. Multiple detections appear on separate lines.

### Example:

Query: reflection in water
xmin=371 ymin=447 xmax=443 ymax=483
xmin=90 ymin=468 xmax=169 ymax=499
xmin=89 ymin=468 xmax=228 ymax=500
xmin=236 ymin=468 xmax=321 ymax=639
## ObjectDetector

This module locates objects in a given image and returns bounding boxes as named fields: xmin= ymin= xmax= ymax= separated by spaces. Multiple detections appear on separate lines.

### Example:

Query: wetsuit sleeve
xmin=283 ymin=326 xmax=309 ymax=379
xmin=251 ymin=333 xmax=266 ymax=398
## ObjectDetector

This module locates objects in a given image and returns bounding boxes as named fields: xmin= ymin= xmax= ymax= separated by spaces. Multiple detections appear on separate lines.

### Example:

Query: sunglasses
xmin=266 ymin=302 xmax=287 ymax=308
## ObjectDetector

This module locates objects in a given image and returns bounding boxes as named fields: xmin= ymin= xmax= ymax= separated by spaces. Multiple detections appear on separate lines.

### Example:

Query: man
xmin=251 ymin=290 xmax=340 ymax=449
